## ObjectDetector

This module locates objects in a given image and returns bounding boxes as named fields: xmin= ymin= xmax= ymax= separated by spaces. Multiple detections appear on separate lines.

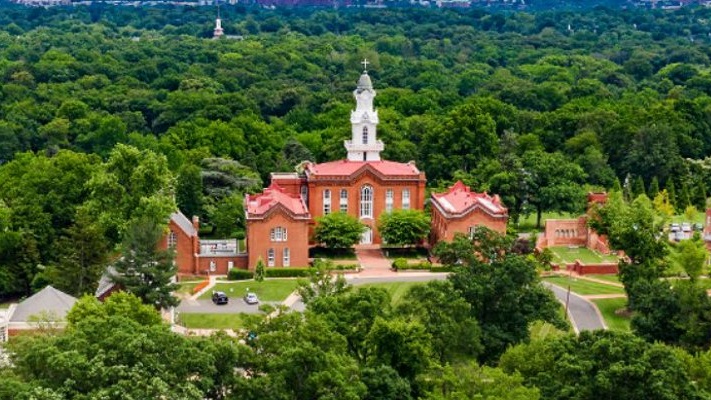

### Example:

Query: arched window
xmin=167 ymin=231 xmax=177 ymax=248
xmin=270 ymin=227 xmax=287 ymax=242
xmin=360 ymin=185 xmax=373 ymax=218
xmin=362 ymin=126 xmax=369 ymax=144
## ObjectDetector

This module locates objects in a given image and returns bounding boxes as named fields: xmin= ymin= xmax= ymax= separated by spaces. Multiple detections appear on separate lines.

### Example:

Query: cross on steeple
xmin=361 ymin=59 xmax=369 ymax=73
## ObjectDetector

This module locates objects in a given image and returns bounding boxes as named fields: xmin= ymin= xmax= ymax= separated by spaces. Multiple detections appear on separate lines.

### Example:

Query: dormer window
xmin=362 ymin=126 xmax=369 ymax=144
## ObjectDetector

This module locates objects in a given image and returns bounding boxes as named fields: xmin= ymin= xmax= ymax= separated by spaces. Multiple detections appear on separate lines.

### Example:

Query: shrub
xmin=391 ymin=258 xmax=409 ymax=270
xmin=228 ymin=269 xmax=254 ymax=281
xmin=254 ymin=259 xmax=266 ymax=282
xmin=265 ymin=267 xmax=312 ymax=278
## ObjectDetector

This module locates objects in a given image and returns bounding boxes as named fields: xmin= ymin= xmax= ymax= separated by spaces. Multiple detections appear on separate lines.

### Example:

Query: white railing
xmin=344 ymin=140 xmax=384 ymax=152
xmin=200 ymin=239 xmax=241 ymax=255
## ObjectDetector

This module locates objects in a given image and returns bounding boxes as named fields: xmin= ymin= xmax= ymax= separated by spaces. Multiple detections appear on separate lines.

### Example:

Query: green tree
xmin=83 ymin=144 xmax=175 ymax=243
xmin=313 ymin=212 xmax=366 ymax=249
xmin=648 ymin=176 xmax=660 ymax=199
xmin=447 ymin=232 xmax=566 ymax=362
xmin=667 ymin=179 xmax=678 ymax=211
xmin=378 ymin=209 xmax=430 ymax=247
xmin=670 ymin=233 xmax=708 ymax=282
xmin=397 ymin=280 xmax=482 ymax=363
xmin=366 ymin=317 xmax=433 ymax=382
xmin=422 ymin=363 xmax=540 ymax=400
xmin=632 ymin=176 xmax=646 ymax=199
xmin=309 ymin=287 xmax=391 ymax=364
xmin=297 ymin=259 xmax=350 ymax=304
xmin=500 ymin=330 xmax=705 ymax=400
xmin=176 ymin=164 xmax=204 ymax=221
xmin=46 ymin=210 xmax=110 ymax=297
xmin=110 ymin=218 xmax=179 ymax=309
xmin=211 ymin=193 xmax=244 ymax=238
xmin=521 ymin=150 xmax=587 ymax=228
xmin=254 ymin=258 xmax=265 ymax=282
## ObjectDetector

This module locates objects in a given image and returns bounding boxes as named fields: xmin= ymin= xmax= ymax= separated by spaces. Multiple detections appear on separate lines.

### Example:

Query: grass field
xmin=516 ymin=211 xmax=576 ymax=232
xmin=592 ymin=298 xmax=631 ymax=332
xmin=548 ymin=246 xmax=619 ymax=265
xmin=544 ymin=276 xmax=625 ymax=295
xmin=355 ymin=281 xmax=425 ymax=305
xmin=587 ymin=274 xmax=622 ymax=284
xmin=200 ymin=279 xmax=299 ymax=302
xmin=179 ymin=313 xmax=253 ymax=330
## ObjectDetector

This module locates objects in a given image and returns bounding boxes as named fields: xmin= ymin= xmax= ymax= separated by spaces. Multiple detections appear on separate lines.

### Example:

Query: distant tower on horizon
xmin=213 ymin=4 xmax=224 ymax=40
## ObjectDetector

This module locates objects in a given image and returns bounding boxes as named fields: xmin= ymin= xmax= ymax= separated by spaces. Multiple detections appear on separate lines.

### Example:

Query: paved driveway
xmin=177 ymin=298 xmax=281 ymax=314
xmin=543 ymin=282 xmax=606 ymax=332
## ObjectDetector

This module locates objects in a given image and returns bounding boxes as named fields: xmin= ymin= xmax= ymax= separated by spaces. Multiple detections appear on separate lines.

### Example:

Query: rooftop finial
xmin=361 ymin=58 xmax=369 ymax=73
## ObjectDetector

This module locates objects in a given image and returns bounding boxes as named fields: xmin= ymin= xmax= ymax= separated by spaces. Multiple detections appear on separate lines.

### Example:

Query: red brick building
xmin=430 ymin=181 xmax=508 ymax=244
xmin=245 ymin=183 xmax=311 ymax=268
xmin=244 ymin=68 xmax=428 ymax=268
xmin=162 ymin=211 xmax=247 ymax=276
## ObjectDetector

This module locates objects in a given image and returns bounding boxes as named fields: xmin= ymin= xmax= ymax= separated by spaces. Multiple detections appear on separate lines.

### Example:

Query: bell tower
xmin=345 ymin=59 xmax=384 ymax=162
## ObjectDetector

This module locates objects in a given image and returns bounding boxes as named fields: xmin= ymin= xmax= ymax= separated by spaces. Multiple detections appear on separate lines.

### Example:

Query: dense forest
xmin=4 ymin=4 xmax=711 ymax=297
xmin=4 ymin=4 xmax=711 ymax=399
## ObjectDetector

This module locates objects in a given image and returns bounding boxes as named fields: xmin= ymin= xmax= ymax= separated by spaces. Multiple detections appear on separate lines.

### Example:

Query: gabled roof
xmin=431 ymin=181 xmax=507 ymax=218
xmin=170 ymin=211 xmax=197 ymax=237
xmin=246 ymin=183 xmax=310 ymax=219
xmin=9 ymin=286 xmax=77 ymax=322
xmin=305 ymin=160 xmax=421 ymax=178
xmin=95 ymin=266 xmax=118 ymax=299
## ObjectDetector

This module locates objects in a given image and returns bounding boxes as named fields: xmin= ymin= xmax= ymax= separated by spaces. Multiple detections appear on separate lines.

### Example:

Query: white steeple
xmin=345 ymin=59 xmax=384 ymax=162
xmin=213 ymin=5 xmax=224 ymax=39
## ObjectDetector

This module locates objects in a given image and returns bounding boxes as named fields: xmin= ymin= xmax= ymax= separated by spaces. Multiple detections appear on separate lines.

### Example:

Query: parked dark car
xmin=212 ymin=291 xmax=229 ymax=305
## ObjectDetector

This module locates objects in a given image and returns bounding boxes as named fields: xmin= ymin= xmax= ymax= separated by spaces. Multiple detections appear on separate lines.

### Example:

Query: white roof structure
xmin=8 ymin=286 xmax=77 ymax=323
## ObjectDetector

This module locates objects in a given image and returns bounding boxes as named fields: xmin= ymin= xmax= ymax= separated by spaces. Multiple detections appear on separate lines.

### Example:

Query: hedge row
xmin=228 ymin=265 xmax=361 ymax=280
xmin=227 ymin=269 xmax=254 ymax=281
xmin=392 ymin=259 xmax=432 ymax=271
xmin=265 ymin=267 xmax=312 ymax=277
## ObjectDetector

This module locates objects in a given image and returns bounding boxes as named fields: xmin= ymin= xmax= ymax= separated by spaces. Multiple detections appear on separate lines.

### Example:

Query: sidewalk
xmin=190 ymin=275 xmax=220 ymax=300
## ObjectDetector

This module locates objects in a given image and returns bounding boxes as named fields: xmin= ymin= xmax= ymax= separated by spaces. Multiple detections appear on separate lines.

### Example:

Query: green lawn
xmin=355 ymin=281 xmax=425 ymax=305
xmin=200 ymin=279 xmax=299 ymax=302
xmin=548 ymin=246 xmax=620 ymax=265
xmin=544 ymin=276 xmax=625 ymax=295
xmin=592 ymin=298 xmax=631 ymax=332
xmin=179 ymin=313 xmax=253 ymax=330
xmin=587 ymin=274 xmax=622 ymax=284
xmin=176 ymin=280 xmax=205 ymax=295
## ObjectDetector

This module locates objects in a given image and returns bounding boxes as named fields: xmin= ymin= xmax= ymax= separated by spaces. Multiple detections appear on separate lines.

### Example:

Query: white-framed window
xmin=468 ymin=226 xmax=478 ymax=239
xmin=402 ymin=189 xmax=411 ymax=210
xmin=167 ymin=231 xmax=177 ymax=248
xmin=283 ymin=248 xmax=290 ymax=267
xmin=362 ymin=126 xmax=369 ymax=144
xmin=267 ymin=248 xmax=275 ymax=267
xmin=270 ymin=226 xmax=287 ymax=242
xmin=360 ymin=185 xmax=373 ymax=218
xmin=340 ymin=189 xmax=348 ymax=213
xmin=323 ymin=189 xmax=331 ymax=215
xmin=385 ymin=188 xmax=394 ymax=213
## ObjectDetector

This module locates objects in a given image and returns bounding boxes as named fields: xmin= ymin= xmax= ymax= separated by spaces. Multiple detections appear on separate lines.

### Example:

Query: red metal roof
xmin=431 ymin=181 xmax=507 ymax=217
xmin=305 ymin=160 xmax=421 ymax=177
xmin=246 ymin=183 xmax=309 ymax=217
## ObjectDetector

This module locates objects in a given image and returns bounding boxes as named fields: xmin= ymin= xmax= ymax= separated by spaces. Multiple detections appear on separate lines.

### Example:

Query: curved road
xmin=543 ymin=282 xmax=606 ymax=332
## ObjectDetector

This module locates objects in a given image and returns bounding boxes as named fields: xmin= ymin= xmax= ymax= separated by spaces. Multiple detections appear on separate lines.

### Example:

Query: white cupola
xmin=345 ymin=59 xmax=384 ymax=162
